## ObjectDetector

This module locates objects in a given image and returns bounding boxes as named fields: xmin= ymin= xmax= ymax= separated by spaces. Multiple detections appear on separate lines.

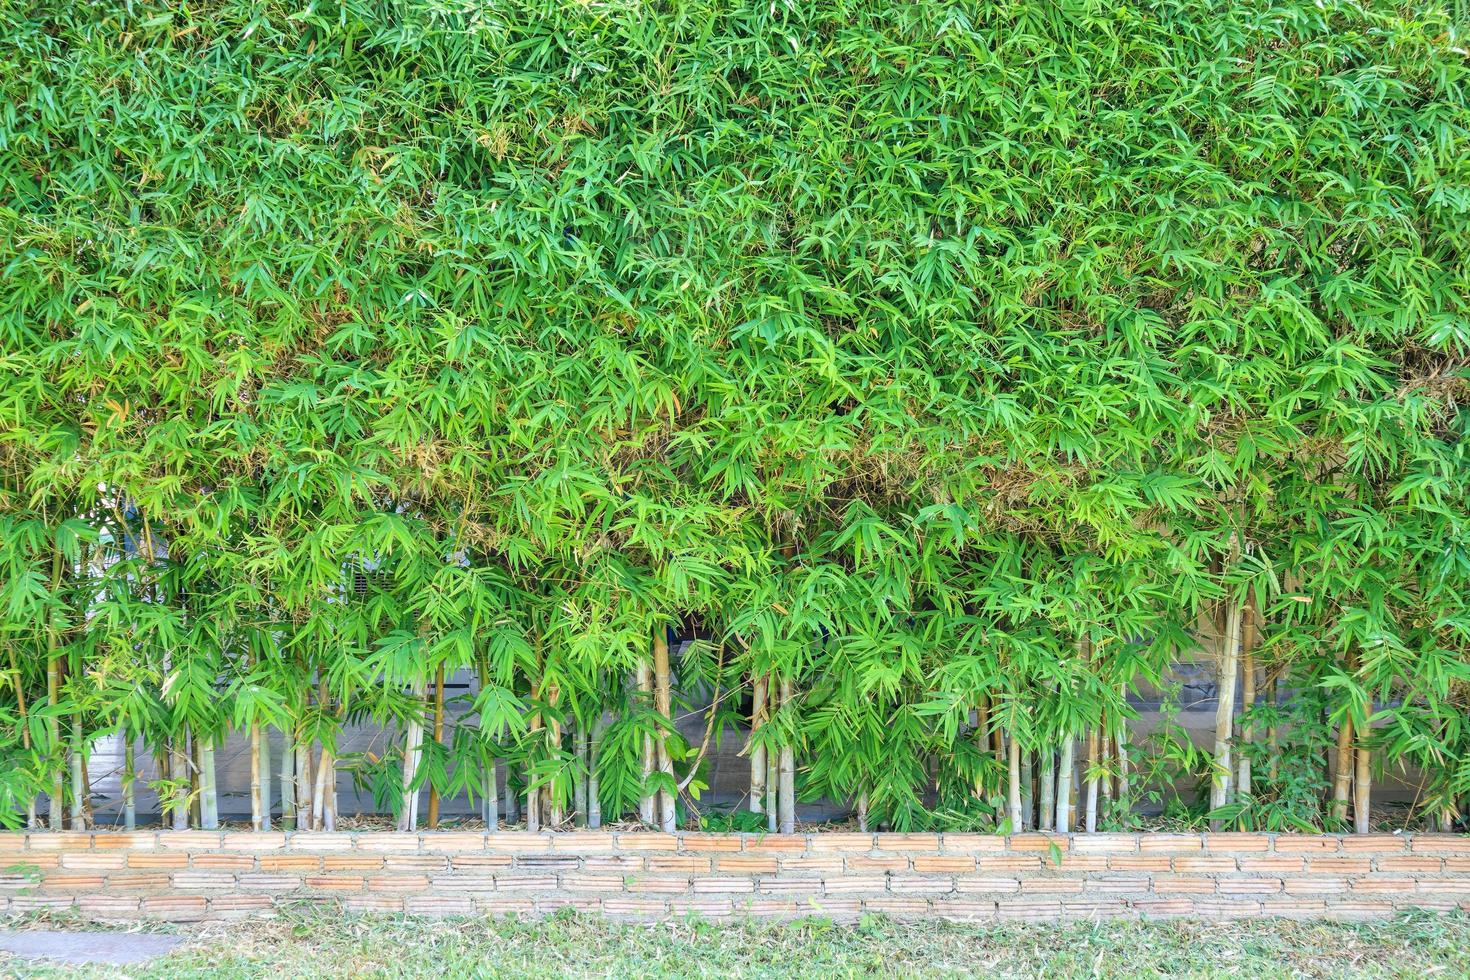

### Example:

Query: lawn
xmin=5 ymin=910 xmax=1470 ymax=978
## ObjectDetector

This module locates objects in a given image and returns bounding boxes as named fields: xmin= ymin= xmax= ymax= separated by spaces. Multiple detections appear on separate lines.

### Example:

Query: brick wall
xmin=2 ymin=831 xmax=1467 ymax=923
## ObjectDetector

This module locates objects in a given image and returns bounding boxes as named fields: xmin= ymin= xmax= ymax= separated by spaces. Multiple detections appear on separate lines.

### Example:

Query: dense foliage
xmin=1 ymin=0 xmax=1467 ymax=834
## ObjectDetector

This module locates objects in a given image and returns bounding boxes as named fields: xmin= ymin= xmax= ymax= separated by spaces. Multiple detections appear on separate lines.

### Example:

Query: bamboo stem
xmin=1039 ymin=747 xmax=1055 ymax=832
xmin=398 ymin=674 xmax=427 ymax=832
xmin=766 ymin=675 xmax=779 ymax=833
xmin=279 ymin=729 xmax=296 ymax=831
xmin=749 ymin=672 xmax=767 ymax=815
xmin=636 ymin=662 xmax=655 ymax=825
xmin=47 ymin=549 xmax=64 ymax=831
xmin=250 ymin=724 xmax=265 ymax=830
xmin=122 ymin=739 xmax=136 ymax=831
xmin=1084 ymin=725 xmax=1100 ymax=833
xmin=573 ymin=722 xmax=588 ymax=827
xmin=1354 ymin=735 xmax=1372 ymax=834
xmin=587 ymin=714 xmax=604 ymax=830
xmin=200 ymin=735 xmax=219 ymax=830
xmin=1006 ymin=732 xmax=1023 ymax=832
xmin=1020 ymin=747 xmax=1034 ymax=831
xmin=1055 ymin=737 xmax=1074 ymax=833
xmin=778 ymin=676 xmax=796 ymax=835
xmin=652 ymin=628 xmax=677 ymax=833
xmin=427 ymin=663 xmax=445 ymax=829
xmin=1210 ymin=599 xmax=1243 ymax=828
xmin=1237 ymin=606 xmax=1257 ymax=801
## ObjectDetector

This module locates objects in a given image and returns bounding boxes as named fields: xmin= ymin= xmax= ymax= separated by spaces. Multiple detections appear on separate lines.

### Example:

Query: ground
xmin=4 ymin=911 xmax=1470 ymax=978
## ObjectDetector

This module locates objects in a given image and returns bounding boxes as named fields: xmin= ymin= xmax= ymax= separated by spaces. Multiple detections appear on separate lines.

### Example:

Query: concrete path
xmin=0 ymin=931 xmax=184 ymax=966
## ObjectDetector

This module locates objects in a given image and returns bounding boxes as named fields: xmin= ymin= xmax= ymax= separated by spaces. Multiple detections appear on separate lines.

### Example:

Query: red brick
xmin=259 ymin=855 xmax=322 ymax=873
xmin=324 ymin=855 xmax=383 ymax=872
xmin=846 ymin=855 xmax=907 ymax=873
xmin=1071 ymin=834 xmax=1137 ymax=854
xmin=475 ymin=897 xmax=534 ymax=916
xmin=451 ymin=854 xmax=514 ymax=871
xmin=345 ymin=895 xmax=404 ymax=913
xmin=1154 ymin=877 xmax=1216 ymax=894
xmin=237 ymin=874 xmax=301 ymax=892
xmin=405 ymin=895 xmax=475 ymax=916
xmin=128 ymin=853 xmax=188 ymax=870
xmin=1239 ymin=857 xmax=1304 ymax=873
xmin=954 ymin=877 xmax=1021 ymax=894
xmin=875 ymin=833 xmax=940 ymax=852
xmin=1339 ymin=835 xmax=1404 ymax=854
xmin=811 ymin=834 xmax=874 ymax=853
xmin=355 ymin=833 xmax=422 ymax=853
xmin=171 ymin=871 xmax=236 ymax=890
xmin=561 ymin=875 xmax=622 ymax=893
xmin=78 ymin=895 xmax=140 ymax=918
xmin=1138 ymin=834 xmax=1203 ymax=853
xmin=1133 ymin=897 xmax=1195 ymax=917
xmin=193 ymin=853 xmax=255 ymax=871
xmin=1308 ymin=857 xmax=1370 ymax=874
xmin=143 ymin=895 xmax=208 ymax=921
xmin=716 ymin=856 xmax=779 ymax=874
xmin=92 ymin=833 xmax=158 ymax=850
xmin=933 ymin=898 xmax=995 ymax=920
xmin=209 ymin=895 xmax=274 ymax=915
xmin=1217 ymin=878 xmax=1282 ymax=895
xmin=1410 ymin=835 xmax=1470 ymax=854
xmin=913 ymin=855 xmax=974 ymax=873
xmin=626 ymin=876 xmax=691 ymax=894
xmin=548 ymin=832 xmax=617 ymax=853
xmin=1109 ymin=856 xmax=1171 ymax=872
xmin=1377 ymin=856 xmax=1441 ymax=872
xmin=978 ymin=856 xmax=1043 ymax=872
xmin=614 ymin=833 xmax=679 ymax=851
xmin=1008 ymin=834 xmax=1068 ymax=852
xmin=1284 ymin=877 xmax=1349 ymax=895
xmin=493 ymin=874 xmax=557 ymax=891
xmin=384 ymin=855 xmax=449 ymax=873
xmin=366 ymin=875 xmax=430 ymax=893
xmin=941 ymin=834 xmax=1008 ymax=854
xmin=1175 ymin=857 xmax=1236 ymax=873
xmin=997 ymin=899 xmax=1062 ymax=921
xmin=779 ymin=856 xmax=843 ymax=873
xmin=287 ymin=833 xmax=355 ymax=852
xmin=692 ymin=876 xmax=754 ymax=894
xmin=1202 ymin=833 xmax=1270 ymax=852
xmin=222 ymin=832 xmax=285 ymax=851
xmin=649 ymin=856 xmax=711 ymax=873
xmin=888 ymin=877 xmax=954 ymax=895
xmin=158 ymin=832 xmax=224 ymax=850
xmin=864 ymin=897 xmax=930 ymax=917
xmin=1021 ymin=877 xmax=1084 ymax=894
xmin=420 ymin=833 xmax=487 ymax=853
xmin=306 ymin=875 xmax=363 ymax=891
xmin=743 ymin=835 xmax=807 ymax=852
xmin=670 ymin=897 xmax=734 ymax=917
xmin=675 ymin=834 xmax=744 ymax=853
xmin=59 ymin=853 xmax=124 ymax=871
xmin=1272 ymin=836 xmax=1338 ymax=853
xmin=603 ymin=897 xmax=668 ymax=916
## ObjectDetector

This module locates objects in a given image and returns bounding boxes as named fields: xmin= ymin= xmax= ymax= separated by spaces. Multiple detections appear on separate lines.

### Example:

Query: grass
xmin=4 ymin=910 xmax=1470 ymax=978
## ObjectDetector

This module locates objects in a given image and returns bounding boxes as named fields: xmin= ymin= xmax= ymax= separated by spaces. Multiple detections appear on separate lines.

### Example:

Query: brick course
xmin=0 ymin=831 xmax=1465 ymax=923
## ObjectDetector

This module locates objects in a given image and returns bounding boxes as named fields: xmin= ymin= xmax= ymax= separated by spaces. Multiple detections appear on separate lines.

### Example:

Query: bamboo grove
xmin=1 ymin=0 xmax=1468 ymax=836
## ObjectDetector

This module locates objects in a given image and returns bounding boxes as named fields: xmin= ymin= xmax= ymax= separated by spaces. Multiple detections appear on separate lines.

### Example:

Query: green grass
xmin=5 ymin=910 xmax=1470 ymax=978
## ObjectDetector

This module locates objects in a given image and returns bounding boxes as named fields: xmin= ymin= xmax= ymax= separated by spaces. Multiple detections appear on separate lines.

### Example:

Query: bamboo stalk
xmin=587 ymin=714 xmax=604 ymax=830
xmin=1266 ymin=674 xmax=1280 ymax=783
xmin=766 ymin=675 xmax=779 ymax=832
xmin=636 ymin=662 xmax=655 ymax=826
xmin=310 ymin=740 xmax=327 ymax=831
xmin=7 ymin=642 xmax=37 ymax=829
xmin=250 ymin=724 xmax=265 ymax=830
xmin=320 ymin=747 xmax=336 ymax=831
xmin=295 ymin=740 xmax=312 ymax=830
xmin=68 ymin=651 xmax=85 ymax=830
xmin=778 ymin=675 xmax=796 ymax=835
xmin=427 ymin=662 xmax=445 ymax=829
xmin=1055 ymin=737 xmax=1074 ymax=833
xmin=1006 ymin=731 xmax=1023 ymax=832
xmin=122 ymin=739 xmax=136 ymax=830
xmin=279 ymin=728 xmax=296 ymax=831
xmin=749 ymin=672 xmax=767 ymax=815
xmin=1020 ymin=747 xmax=1034 ymax=831
xmin=1115 ymin=682 xmax=1130 ymax=802
xmin=1084 ymin=725 xmax=1100 ymax=833
xmin=170 ymin=735 xmax=190 ymax=830
xmin=259 ymin=726 xmax=271 ymax=827
xmin=200 ymin=735 xmax=219 ymax=830
xmin=652 ymin=628 xmax=677 ymax=833
xmin=1210 ymin=599 xmax=1243 ymax=828
xmin=1039 ymin=747 xmax=1055 ymax=832
xmin=1237 ymin=606 xmax=1257 ymax=801
xmin=573 ymin=722 xmax=588 ymax=827
xmin=47 ymin=548 xmax=64 ymax=831
xmin=547 ymin=682 xmax=565 ymax=829
xmin=398 ymin=674 xmax=427 ymax=832
xmin=1354 ymin=734 xmax=1372 ymax=834
xmin=1331 ymin=714 xmax=1355 ymax=825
